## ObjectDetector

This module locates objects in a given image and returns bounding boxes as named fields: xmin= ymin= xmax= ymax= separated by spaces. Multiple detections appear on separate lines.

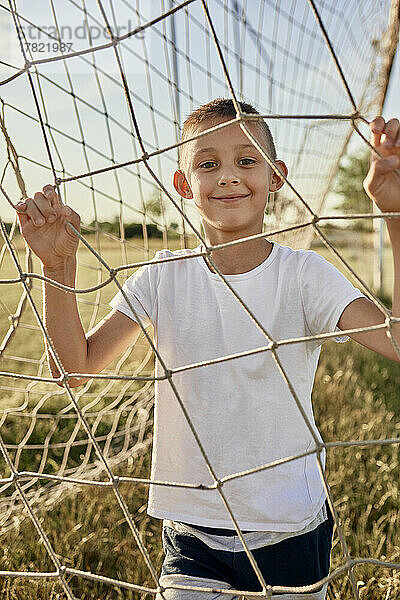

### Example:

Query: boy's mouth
xmin=212 ymin=194 xmax=250 ymax=203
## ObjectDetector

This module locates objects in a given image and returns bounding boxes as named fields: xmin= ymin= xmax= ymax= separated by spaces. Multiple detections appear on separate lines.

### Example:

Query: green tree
xmin=333 ymin=150 xmax=372 ymax=232
xmin=144 ymin=190 xmax=180 ymax=236
xmin=144 ymin=190 xmax=163 ymax=219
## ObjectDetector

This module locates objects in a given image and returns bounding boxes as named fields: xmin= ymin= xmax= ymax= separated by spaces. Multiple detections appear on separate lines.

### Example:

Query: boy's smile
xmin=174 ymin=118 xmax=287 ymax=244
xmin=212 ymin=193 xmax=250 ymax=202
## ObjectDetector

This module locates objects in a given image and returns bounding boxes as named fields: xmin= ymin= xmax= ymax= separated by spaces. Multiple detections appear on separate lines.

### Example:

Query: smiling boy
xmin=16 ymin=98 xmax=400 ymax=599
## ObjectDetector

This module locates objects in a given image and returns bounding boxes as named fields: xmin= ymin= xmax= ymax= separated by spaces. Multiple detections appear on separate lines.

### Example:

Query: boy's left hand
xmin=363 ymin=117 xmax=400 ymax=216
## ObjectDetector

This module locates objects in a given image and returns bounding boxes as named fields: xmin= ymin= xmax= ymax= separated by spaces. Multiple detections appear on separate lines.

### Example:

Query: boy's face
xmin=173 ymin=118 xmax=287 ymax=240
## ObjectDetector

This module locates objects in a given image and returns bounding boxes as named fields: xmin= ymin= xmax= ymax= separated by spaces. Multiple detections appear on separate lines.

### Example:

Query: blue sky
xmin=0 ymin=0 xmax=398 ymax=229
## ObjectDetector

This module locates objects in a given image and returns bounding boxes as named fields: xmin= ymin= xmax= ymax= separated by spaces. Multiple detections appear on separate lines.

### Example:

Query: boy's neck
xmin=202 ymin=236 xmax=273 ymax=275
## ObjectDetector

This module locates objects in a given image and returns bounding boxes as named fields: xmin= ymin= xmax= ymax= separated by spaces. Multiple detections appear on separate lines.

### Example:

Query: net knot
xmin=58 ymin=565 xmax=67 ymax=577
xmin=109 ymin=268 xmax=117 ymax=278
xmin=385 ymin=315 xmax=393 ymax=329
xmin=112 ymin=475 xmax=120 ymax=487
xmin=347 ymin=558 xmax=356 ymax=569
xmin=55 ymin=177 xmax=62 ymax=186
xmin=142 ymin=151 xmax=150 ymax=161
xmin=11 ymin=472 xmax=19 ymax=482
xmin=20 ymin=273 xmax=27 ymax=283
xmin=8 ymin=315 xmax=18 ymax=328
xmin=24 ymin=60 xmax=31 ymax=71
xmin=268 ymin=340 xmax=278 ymax=351
xmin=311 ymin=214 xmax=319 ymax=225
xmin=60 ymin=373 xmax=69 ymax=385
xmin=264 ymin=585 xmax=274 ymax=598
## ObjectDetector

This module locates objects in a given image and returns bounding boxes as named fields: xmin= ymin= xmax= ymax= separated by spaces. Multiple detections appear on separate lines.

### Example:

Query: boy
xmin=16 ymin=99 xmax=400 ymax=599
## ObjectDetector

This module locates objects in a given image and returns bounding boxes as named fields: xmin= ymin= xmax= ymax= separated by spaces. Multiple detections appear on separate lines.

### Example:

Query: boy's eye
xmin=199 ymin=161 xmax=217 ymax=169
xmin=238 ymin=158 xmax=256 ymax=166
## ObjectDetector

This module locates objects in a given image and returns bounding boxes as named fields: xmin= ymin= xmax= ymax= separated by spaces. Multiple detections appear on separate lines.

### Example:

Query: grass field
xmin=0 ymin=231 xmax=399 ymax=599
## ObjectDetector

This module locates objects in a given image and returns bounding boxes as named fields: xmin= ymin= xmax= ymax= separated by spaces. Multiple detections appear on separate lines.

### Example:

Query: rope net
xmin=0 ymin=0 xmax=399 ymax=598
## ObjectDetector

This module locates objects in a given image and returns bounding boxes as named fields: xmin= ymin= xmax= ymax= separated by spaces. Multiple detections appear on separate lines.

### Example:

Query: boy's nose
xmin=217 ymin=173 xmax=240 ymax=186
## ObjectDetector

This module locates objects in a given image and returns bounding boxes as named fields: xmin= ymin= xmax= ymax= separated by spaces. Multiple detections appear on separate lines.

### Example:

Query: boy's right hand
xmin=15 ymin=184 xmax=81 ymax=270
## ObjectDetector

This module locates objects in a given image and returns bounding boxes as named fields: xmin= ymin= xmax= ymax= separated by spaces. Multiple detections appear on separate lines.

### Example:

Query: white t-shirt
xmin=109 ymin=241 xmax=366 ymax=532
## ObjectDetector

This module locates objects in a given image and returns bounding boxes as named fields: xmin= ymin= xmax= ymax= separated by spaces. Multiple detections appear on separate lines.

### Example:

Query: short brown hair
xmin=179 ymin=97 xmax=276 ymax=172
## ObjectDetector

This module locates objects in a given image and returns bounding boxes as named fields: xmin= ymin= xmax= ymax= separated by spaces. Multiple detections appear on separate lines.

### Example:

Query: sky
xmin=0 ymin=0 xmax=398 ymax=231
xmin=384 ymin=45 xmax=399 ymax=117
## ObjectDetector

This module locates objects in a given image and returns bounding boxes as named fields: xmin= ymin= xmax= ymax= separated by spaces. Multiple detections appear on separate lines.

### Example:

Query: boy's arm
xmin=337 ymin=116 xmax=400 ymax=362
xmin=337 ymin=296 xmax=400 ymax=362
xmin=15 ymin=183 xmax=142 ymax=388
xmin=44 ymin=259 xmax=141 ymax=387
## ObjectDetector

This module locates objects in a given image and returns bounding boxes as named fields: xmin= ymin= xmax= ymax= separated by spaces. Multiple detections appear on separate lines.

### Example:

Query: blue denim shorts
xmin=158 ymin=500 xmax=334 ymax=599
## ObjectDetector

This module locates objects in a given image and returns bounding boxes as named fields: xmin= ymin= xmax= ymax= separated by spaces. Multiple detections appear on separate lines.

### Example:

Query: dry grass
xmin=315 ymin=342 xmax=400 ymax=599
xmin=0 ymin=233 xmax=399 ymax=599
xmin=0 ymin=335 xmax=398 ymax=599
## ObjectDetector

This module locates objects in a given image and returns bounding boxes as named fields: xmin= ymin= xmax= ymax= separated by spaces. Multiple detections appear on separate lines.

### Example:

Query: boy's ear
xmin=269 ymin=160 xmax=288 ymax=192
xmin=173 ymin=170 xmax=193 ymax=199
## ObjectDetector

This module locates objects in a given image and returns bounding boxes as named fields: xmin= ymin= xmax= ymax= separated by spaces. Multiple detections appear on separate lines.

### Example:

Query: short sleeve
xmin=108 ymin=250 xmax=163 ymax=327
xmin=299 ymin=251 xmax=367 ymax=347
